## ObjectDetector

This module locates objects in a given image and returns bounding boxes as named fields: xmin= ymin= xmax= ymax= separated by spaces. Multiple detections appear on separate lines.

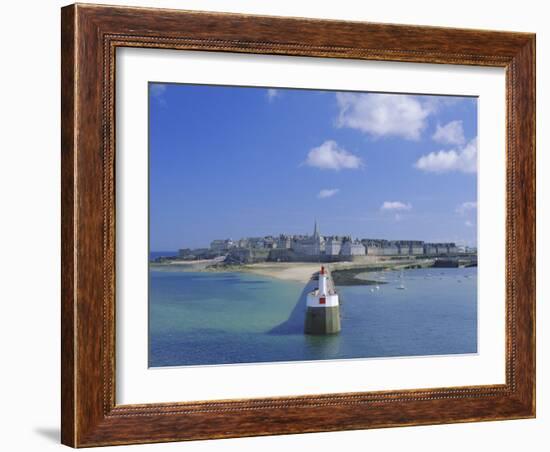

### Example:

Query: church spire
xmin=313 ymin=219 xmax=320 ymax=239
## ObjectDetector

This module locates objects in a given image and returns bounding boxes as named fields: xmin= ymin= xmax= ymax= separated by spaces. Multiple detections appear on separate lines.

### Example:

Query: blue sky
xmin=149 ymin=83 xmax=478 ymax=251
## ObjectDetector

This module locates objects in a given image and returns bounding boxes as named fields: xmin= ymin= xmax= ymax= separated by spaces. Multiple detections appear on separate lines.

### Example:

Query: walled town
xmin=170 ymin=220 xmax=476 ymax=266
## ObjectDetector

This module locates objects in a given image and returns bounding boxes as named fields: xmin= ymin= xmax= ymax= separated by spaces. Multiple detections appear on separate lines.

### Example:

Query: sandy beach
xmin=240 ymin=262 xmax=321 ymax=283
xmin=239 ymin=258 xmax=412 ymax=283
xmin=151 ymin=259 xmax=322 ymax=282
xmin=150 ymin=256 xmax=434 ymax=284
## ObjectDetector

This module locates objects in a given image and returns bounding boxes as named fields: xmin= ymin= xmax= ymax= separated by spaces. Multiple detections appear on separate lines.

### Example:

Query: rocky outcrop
xmin=224 ymin=248 xmax=270 ymax=264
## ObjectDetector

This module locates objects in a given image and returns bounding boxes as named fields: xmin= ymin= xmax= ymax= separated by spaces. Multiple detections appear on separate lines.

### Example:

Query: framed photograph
xmin=61 ymin=3 xmax=536 ymax=447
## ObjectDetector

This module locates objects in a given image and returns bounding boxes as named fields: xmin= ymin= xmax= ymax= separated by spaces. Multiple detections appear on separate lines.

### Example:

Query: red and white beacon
xmin=305 ymin=266 xmax=341 ymax=334
xmin=307 ymin=266 xmax=339 ymax=307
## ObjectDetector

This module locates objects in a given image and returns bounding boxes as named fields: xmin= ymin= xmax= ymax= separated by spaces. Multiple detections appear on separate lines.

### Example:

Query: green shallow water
xmin=149 ymin=267 xmax=477 ymax=367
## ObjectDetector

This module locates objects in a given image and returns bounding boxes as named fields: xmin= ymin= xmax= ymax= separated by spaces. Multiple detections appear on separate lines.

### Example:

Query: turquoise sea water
xmin=149 ymin=267 xmax=477 ymax=367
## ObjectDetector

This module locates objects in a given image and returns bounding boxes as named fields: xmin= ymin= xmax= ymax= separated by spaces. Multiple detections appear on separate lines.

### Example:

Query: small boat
xmin=397 ymin=270 xmax=406 ymax=289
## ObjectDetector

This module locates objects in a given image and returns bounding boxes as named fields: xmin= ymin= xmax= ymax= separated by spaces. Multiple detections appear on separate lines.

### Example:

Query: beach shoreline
xmin=239 ymin=262 xmax=321 ymax=283
xmin=150 ymin=257 xmax=435 ymax=284
xmin=150 ymin=260 xmax=321 ymax=283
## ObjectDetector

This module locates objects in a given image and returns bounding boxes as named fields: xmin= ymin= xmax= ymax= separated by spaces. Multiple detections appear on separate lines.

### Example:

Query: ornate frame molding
xmin=62 ymin=4 xmax=535 ymax=447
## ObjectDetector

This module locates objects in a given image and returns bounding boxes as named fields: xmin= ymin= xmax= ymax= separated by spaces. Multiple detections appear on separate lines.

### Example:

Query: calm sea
xmin=149 ymin=266 xmax=477 ymax=367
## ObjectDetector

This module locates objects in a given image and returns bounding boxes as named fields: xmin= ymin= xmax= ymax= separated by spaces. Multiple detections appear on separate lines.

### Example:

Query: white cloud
xmin=266 ymin=89 xmax=279 ymax=102
xmin=318 ymin=188 xmax=340 ymax=199
xmin=335 ymin=93 xmax=433 ymax=140
xmin=465 ymin=220 xmax=474 ymax=227
xmin=150 ymin=83 xmax=167 ymax=98
xmin=423 ymin=96 xmax=467 ymax=111
xmin=432 ymin=120 xmax=465 ymax=145
xmin=414 ymin=137 xmax=477 ymax=173
xmin=304 ymin=140 xmax=362 ymax=171
xmin=456 ymin=201 xmax=477 ymax=215
xmin=380 ymin=201 xmax=412 ymax=211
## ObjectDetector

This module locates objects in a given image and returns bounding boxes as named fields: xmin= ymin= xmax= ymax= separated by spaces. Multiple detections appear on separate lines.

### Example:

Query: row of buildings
xmin=180 ymin=221 xmax=465 ymax=261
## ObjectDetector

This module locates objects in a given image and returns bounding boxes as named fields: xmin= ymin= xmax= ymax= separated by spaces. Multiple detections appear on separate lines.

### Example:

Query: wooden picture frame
xmin=61 ymin=3 xmax=535 ymax=447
